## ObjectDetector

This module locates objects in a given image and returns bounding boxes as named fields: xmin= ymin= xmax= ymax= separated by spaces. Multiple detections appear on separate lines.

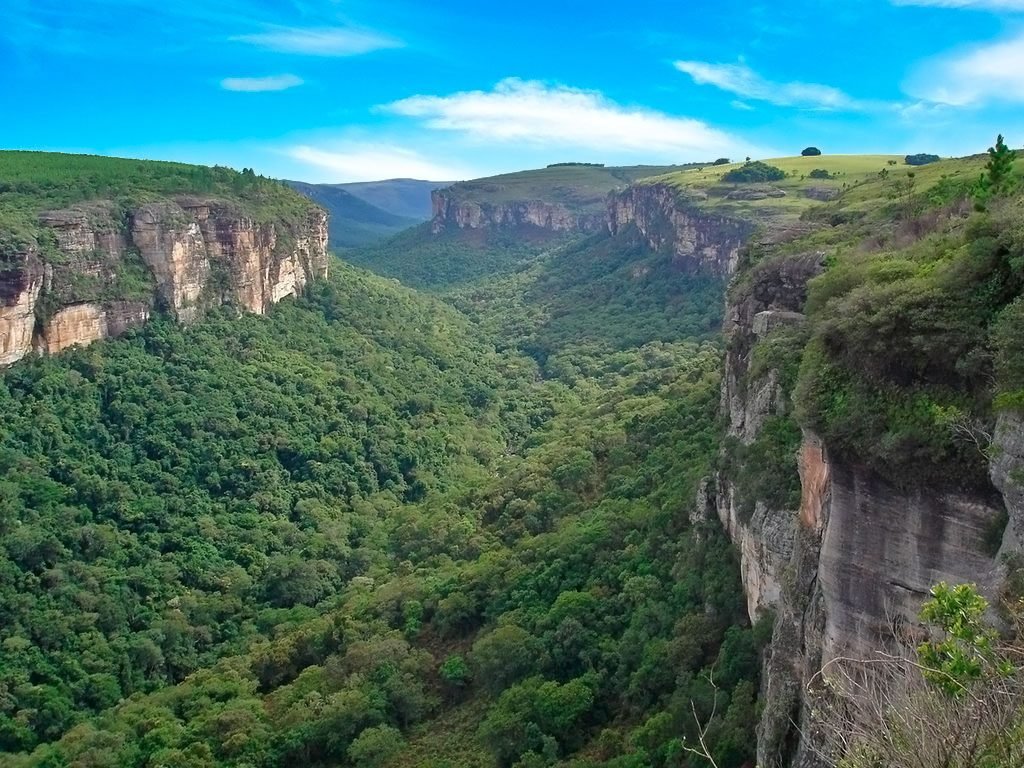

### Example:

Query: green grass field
xmin=639 ymin=153 xmax=995 ymax=224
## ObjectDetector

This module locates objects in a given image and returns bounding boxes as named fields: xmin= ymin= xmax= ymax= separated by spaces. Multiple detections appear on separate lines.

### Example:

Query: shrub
xmin=809 ymin=169 xmax=832 ymax=180
xmin=721 ymin=161 xmax=786 ymax=183
xmin=712 ymin=157 xmax=731 ymax=166
xmin=905 ymin=153 xmax=940 ymax=166
xmin=347 ymin=725 xmax=405 ymax=767
xmin=801 ymin=147 xmax=822 ymax=157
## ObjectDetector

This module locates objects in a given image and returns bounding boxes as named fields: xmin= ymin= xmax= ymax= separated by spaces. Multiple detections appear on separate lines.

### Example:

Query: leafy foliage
xmin=721 ymin=162 xmax=787 ymax=184
xmin=801 ymin=147 xmax=822 ymax=157
xmin=917 ymin=583 xmax=1002 ymax=697
xmin=793 ymin=161 xmax=1024 ymax=486
xmin=905 ymin=153 xmax=941 ymax=166
xmin=0 ymin=151 xmax=315 ymax=260
xmin=2 ymin=157 xmax=764 ymax=768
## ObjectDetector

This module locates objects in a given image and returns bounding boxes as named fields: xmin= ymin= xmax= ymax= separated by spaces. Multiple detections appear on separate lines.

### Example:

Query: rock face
xmin=0 ymin=200 xmax=328 ymax=366
xmin=429 ymin=189 xmax=604 ymax=234
xmin=607 ymin=184 xmax=754 ymax=276
xmin=0 ymin=253 xmax=46 ymax=367
xmin=34 ymin=302 xmax=151 ymax=355
xmin=714 ymin=244 xmax=1019 ymax=768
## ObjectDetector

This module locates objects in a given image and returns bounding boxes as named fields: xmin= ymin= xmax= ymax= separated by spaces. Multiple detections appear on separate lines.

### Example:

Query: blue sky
xmin=3 ymin=0 xmax=1024 ymax=181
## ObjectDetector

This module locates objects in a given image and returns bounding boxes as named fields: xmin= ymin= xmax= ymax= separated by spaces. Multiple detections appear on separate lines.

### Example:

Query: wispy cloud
xmin=381 ymin=78 xmax=756 ymax=159
xmin=674 ymin=60 xmax=870 ymax=110
xmin=891 ymin=0 xmax=1024 ymax=10
xmin=904 ymin=30 xmax=1024 ymax=105
xmin=232 ymin=26 xmax=402 ymax=56
xmin=286 ymin=144 xmax=476 ymax=183
xmin=220 ymin=74 xmax=303 ymax=92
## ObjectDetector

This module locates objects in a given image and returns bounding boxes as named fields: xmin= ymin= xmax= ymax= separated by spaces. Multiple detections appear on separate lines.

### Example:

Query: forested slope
xmin=3 ymin=194 xmax=764 ymax=766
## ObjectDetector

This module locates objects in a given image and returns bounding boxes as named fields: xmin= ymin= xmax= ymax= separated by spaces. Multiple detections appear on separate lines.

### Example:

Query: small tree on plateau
xmin=985 ymin=134 xmax=1017 ymax=193
xmin=801 ymin=146 xmax=822 ymax=156
xmin=975 ymin=134 xmax=1017 ymax=208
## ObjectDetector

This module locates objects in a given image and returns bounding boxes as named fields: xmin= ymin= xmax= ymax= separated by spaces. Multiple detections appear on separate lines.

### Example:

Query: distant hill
xmin=336 ymin=178 xmax=453 ymax=220
xmin=347 ymin=163 xmax=699 ymax=286
xmin=285 ymin=180 xmax=420 ymax=249
xmin=440 ymin=164 xmax=690 ymax=209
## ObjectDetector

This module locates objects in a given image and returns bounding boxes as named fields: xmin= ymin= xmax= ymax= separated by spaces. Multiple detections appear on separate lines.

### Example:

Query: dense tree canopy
xmin=3 ymin=197 xmax=763 ymax=767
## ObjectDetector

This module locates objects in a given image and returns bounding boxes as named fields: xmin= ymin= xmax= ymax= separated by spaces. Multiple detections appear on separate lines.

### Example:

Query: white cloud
xmin=220 ymin=74 xmax=303 ymax=92
xmin=904 ymin=30 xmax=1024 ymax=105
xmin=730 ymin=100 xmax=755 ymax=111
xmin=285 ymin=144 xmax=476 ymax=183
xmin=232 ymin=26 xmax=401 ymax=56
xmin=381 ymin=78 xmax=753 ymax=159
xmin=892 ymin=0 xmax=1024 ymax=10
xmin=674 ymin=60 xmax=868 ymax=110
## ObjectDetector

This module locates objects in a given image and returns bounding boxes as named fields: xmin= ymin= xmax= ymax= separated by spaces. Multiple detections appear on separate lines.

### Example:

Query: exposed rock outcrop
xmin=715 ymin=244 xmax=1017 ymax=768
xmin=429 ymin=190 xmax=604 ymax=234
xmin=34 ymin=302 xmax=151 ymax=355
xmin=0 ymin=200 xmax=328 ymax=366
xmin=0 ymin=253 xmax=45 ymax=367
xmin=607 ymin=184 xmax=754 ymax=276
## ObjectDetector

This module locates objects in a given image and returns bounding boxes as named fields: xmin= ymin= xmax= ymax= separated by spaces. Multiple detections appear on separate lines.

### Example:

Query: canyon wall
xmin=429 ymin=189 xmax=605 ymax=234
xmin=0 ymin=200 xmax=328 ymax=366
xmin=713 ymin=247 xmax=1018 ymax=767
xmin=607 ymin=184 xmax=754 ymax=276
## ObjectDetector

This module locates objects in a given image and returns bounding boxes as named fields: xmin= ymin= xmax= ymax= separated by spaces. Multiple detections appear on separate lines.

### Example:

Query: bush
xmin=801 ymin=147 xmax=822 ymax=157
xmin=721 ymin=162 xmax=787 ymax=183
xmin=347 ymin=725 xmax=405 ymax=767
xmin=809 ymin=169 xmax=832 ymax=180
xmin=712 ymin=158 xmax=731 ymax=166
xmin=905 ymin=154 xmax=940 ymax=167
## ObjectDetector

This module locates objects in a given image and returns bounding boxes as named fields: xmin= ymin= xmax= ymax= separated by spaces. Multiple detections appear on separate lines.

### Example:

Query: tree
xmin=712 ymin=158 xmax=731 ymax=166
xmin=470 ymin=625 xmax=544 ymax=693
xmin=811 ymin=583 xmax=1024 ymax=767
xmin=722 ymin=161 xmax=786 ymax=183
xmin=905 ymin=153 xmax=941 ymax=166
xmin=347 ymin=725 xmax=404 ymax=767
xmin=802 ymin=147 xmax=822 ymax=156
xmin=985 ymin=133 xmax=1017 ymax=194
xmin=439 ymin=655 xmax=471 ymax=689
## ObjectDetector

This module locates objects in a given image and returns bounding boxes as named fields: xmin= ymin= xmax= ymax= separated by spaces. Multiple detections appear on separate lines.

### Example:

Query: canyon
xmin=436 ymin=168 xmax=1022 ymax=765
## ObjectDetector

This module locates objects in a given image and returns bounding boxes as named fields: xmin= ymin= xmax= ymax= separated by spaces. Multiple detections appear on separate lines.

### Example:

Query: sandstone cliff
xmin=713 ymin=246 xmax=1020 ymax=767
xmin=0 ymin=200 xmax=328 ymax=366
xmin=607 ymin=184 xmax=754 ymax=277
xmin=429 ymin=188 xmax=605 ymax=234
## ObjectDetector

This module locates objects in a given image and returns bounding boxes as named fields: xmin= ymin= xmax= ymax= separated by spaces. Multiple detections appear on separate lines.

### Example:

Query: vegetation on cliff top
xmin=714 ymin=140 xmax=1024 ymax=491
xmin=0 ymin=152 xmax=320 ymax=258
xmin=439 ymin=164 xmax=692 ymax=208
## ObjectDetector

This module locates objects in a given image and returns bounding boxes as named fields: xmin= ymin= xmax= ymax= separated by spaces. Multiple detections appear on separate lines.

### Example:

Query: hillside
xmin=4 ymin=145 xmax=1024 ymax=768
xmin=2 ymin=158 xmax=763 ymax=768
xmin=286 ymin=181 xmax=420 ymax=249
xmin=0 ymin=152 xmax=328 ymax=366
xmin=347 ymin=163 xmax=696 ymax=288
xmin=440 ymin=164 xmax=690 ymax=207
xmin=701 ymin=147 xmax=1024 ymax=765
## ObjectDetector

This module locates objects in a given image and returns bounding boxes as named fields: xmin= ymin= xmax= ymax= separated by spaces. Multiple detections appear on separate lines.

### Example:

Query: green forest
xmin=5 ymin=141 xmax=1024 ymax=767
xmin=1 ymin=159 xmax=764 ymax=766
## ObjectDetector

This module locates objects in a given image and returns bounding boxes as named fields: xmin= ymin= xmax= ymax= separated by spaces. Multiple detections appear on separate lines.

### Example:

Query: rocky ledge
xmin=607 ymin=184 xmax=754 ymax=276
xmin=429 ymin=189 xmax=605 ymax=234
xmin=0 ymin=199 xmax=328 ymax=366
